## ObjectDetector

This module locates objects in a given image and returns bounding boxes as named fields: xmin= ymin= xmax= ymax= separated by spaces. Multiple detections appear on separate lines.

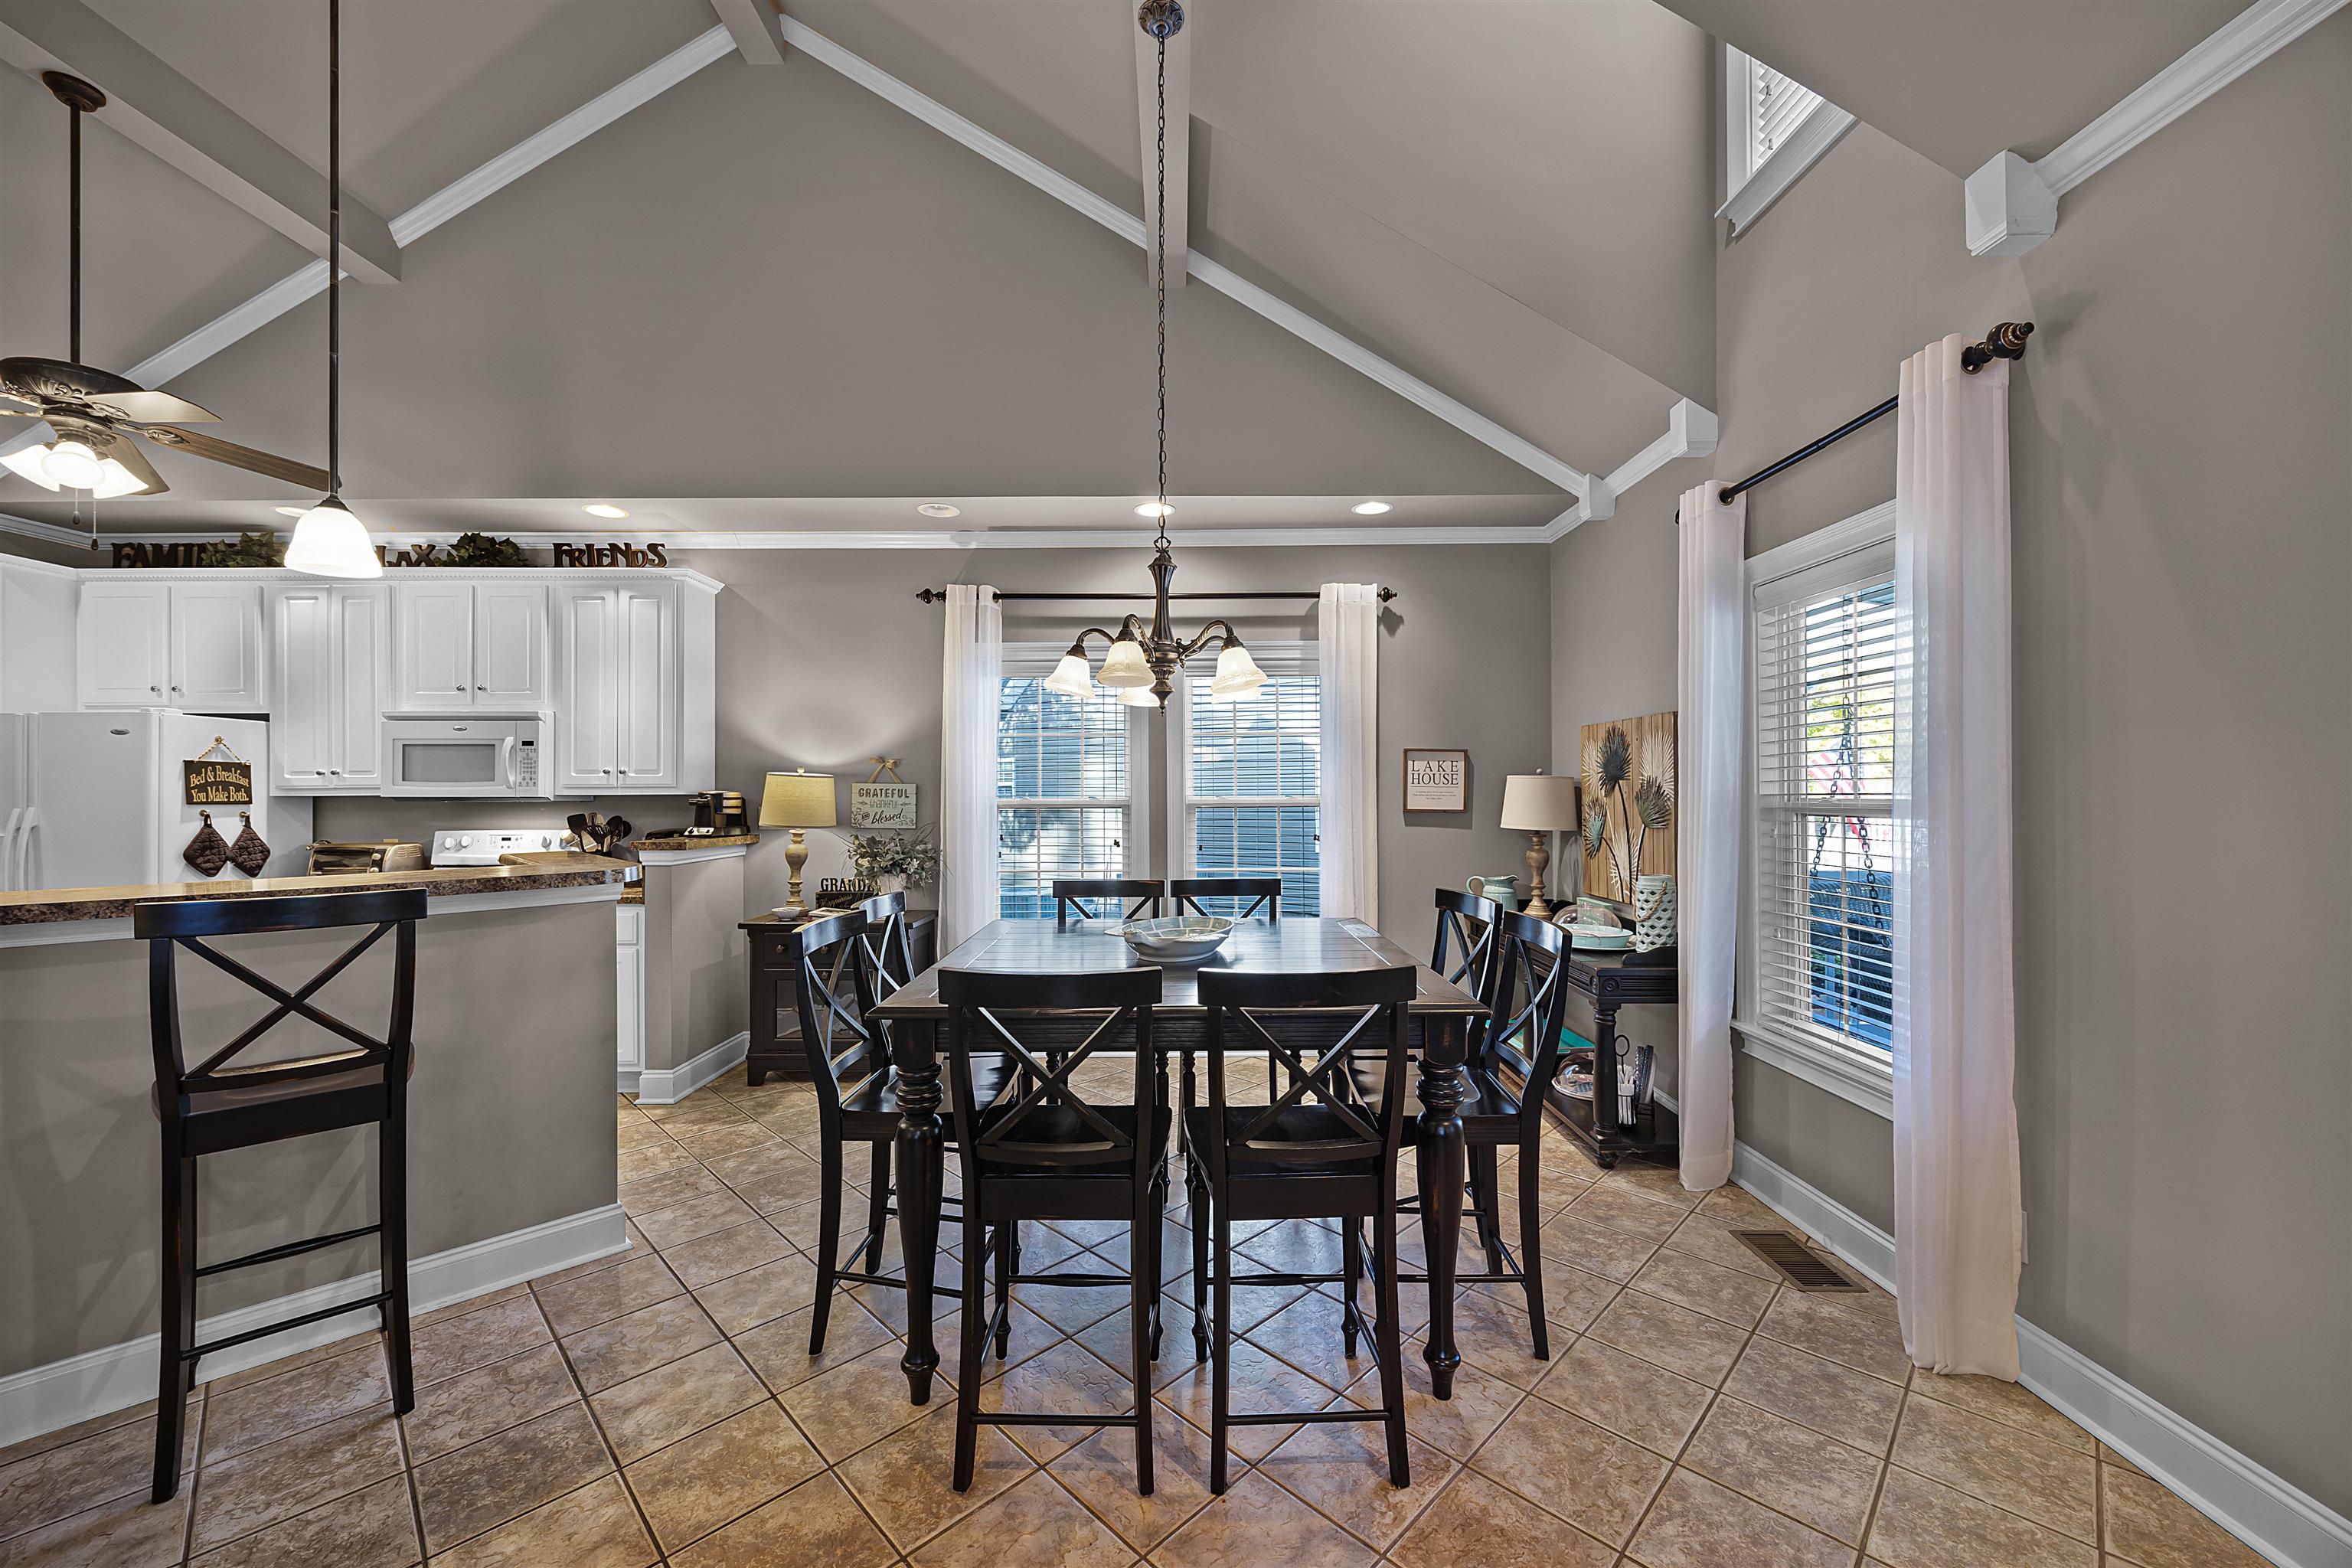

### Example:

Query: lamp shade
xmin=1498 ymin=773 xmax=1579 ymax=831
xmin=758 ymin=769 xmax=837 ymax=828
xmin=285 ymin=497 xmax=384 ymax=579
xmin=1208 ymin=641 xmax=1268 ymax=701
xmin=1042 ymin=652 xmax=1093 ymax=698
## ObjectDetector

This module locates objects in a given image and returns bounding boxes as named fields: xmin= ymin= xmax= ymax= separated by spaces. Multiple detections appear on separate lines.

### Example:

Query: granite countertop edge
xmin=0 ymin=858 xmax=639 ymax=926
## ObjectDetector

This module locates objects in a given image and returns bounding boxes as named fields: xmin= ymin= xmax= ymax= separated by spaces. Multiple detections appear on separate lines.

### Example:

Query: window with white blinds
xmin=1726 ymin=48 xmax=1828 ymax=196
xmin=996 ymin=653 xmax=1132 ymax=918
xmin=1179 ymin=647 xmax=1321 ymax=915
xmin=1749 ymin=536 xmax=1898 ymax=1060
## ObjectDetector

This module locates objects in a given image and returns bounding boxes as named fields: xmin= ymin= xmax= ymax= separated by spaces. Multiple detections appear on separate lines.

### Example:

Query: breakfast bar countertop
xmin=0 ymin=855 xmax=639 ymax=926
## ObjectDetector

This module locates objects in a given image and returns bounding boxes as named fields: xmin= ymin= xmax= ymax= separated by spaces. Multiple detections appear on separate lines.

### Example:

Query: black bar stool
xmin=1050 ymin=877 xmax=1164 ymax=923
xmin=1170 ymin=877 xmax=1282 ymax=920
xmin=133 ymin=888 xmax=426 ymax=1503
xmin=939 ymin=965 xmax=1168 ymax=1495
xmin=1187 ymin=963 xmax=1416 ymax=1494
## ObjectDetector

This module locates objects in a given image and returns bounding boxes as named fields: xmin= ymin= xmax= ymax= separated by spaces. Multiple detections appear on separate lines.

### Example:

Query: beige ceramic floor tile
xmin=834 ymin=1401 xmax=1034 ymax=1550
xmin=1045 ymin=1402 xmax=1219 ymax=1554
xmin=1467 ymin=1387 xmax=1668 ymax=1547
xmin=1564 ymin=1183 xmax=1691 ymax=1244
xmin=1865 ymin=1465 xmax=2098 ymax=1568
xmin=424 ymin=1474 xmax=656 ymax=1568
xmin=1680 ymin=1393 xmax=1883 ymax=1544
xmin=1909 ymin=1369 xmax=2093 ymax=1453
xmin=1155 ymin=1340 xmax=1334 ymax=1464
xmin=781 ymin=1341 xmax=943 ymax=1462
xmin=589 ymin=1343 xmax=766 ymax=1464
xmin=1342 ymin=1350 xmax=1530 ymax=1464
xmin=1537 ymin=1210 xmax=1661 ymax=1284
xmin=657 ymin=1219 xmax=795 ymax=1290
xmin=1530 ymin=1337 xmax=1714 ymax=1456
xmin=980 ymin=1339 xmax=1138 ymax=1463
xmin=199 ymin=1343 xmax=390 ymax=1465
xmin=1152 ymin=1468 xmax=1377 ymax=1568
xmin=533 ymin=1256 xmax=684 ymax=1340
xmin=1627 ymin=1467 xmax=1853 ymax=1568
xmin=668 ymin=1473 xmax=897 ymax=1568
xmin=2101 ymin=1465 xmax=2272 ymax=1568
xmin=187 ymin=1472 xmax=418 ymax=1567
xmin=1756 ymin=1290 xmax=1915 ymax=1385
xmin=732 ymin=1299 xmax=898 ymax=1395
xmin=1893 ymin=1392 xmax=2096 ymax=1542
xmin=561 ymin=1295 xmax=724 ymax=1395
xmin=400 ymin=1343 xmax=579 ymax=1462
xmin=1589 ymin=1286 xmax=1753 ymax=1386
xmin=0 ymin=1410 xmax=192 ymax=1544
xmin=908 ymin=1469 xmax=1130 ymax=1568
xmin=1659 ymin=1210 xmax=1789 ymax=1282
xmin=410 ymin=1403 xmax=613 ymax=1555
xmin=0 ymin=1486 xmax=189 ymax=1568
xmin=188 ymin=1405 xmax=404 ymax=1556
xmin=1254 ymin=1412 xmax=1454 ymax=1552
xmin=690 ymin=1251 xmax=820 ymax=1336
xmin=633 ymin=1190 xmax=761 ymax=1252
xmin=1723 ymin=1333 xmax=1905 ymax=1452
xmin=623 ymin=1400 xmax=823 ymax=1553
xmin=412 ymin=1293 xmax=559 ymax=1387
xmin=1387 ymin=1468 xmax=1618 ymax=1568
xmin=1627 ymin=1250 xmax=1779 ymax=1329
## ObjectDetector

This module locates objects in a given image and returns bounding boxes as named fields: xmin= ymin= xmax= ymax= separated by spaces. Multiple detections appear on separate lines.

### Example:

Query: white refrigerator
xmin=0 ymin=710 xmax=314 ymax=892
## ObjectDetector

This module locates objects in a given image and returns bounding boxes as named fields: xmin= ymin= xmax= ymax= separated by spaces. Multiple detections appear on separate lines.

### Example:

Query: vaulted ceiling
xmin=0 ymin=0 xmax=2254 ymax=541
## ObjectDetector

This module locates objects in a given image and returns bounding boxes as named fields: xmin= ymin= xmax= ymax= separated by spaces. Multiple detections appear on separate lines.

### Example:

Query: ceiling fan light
xmin=0 ymin=444 xmax=63 ymax=490
xmin=1097 ymin=632 xmax=1153 ymax=688
xmin=1042 ymin=649 xmax=1095 ymax=698
xmin=1210 ymin=639 xmax=1269 ymax=701
xmin=41 ymin=439 xmax=104 ymax=489
xmin=90 ymin=456 xmax=148 ymax=498
xmin=285 ymin=495 xmax=383 ymax=579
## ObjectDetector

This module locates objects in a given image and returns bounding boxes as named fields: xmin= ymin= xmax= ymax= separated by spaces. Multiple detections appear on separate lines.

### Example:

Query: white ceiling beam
xmin=777 ymin=16 xmax=1589 ymax=500
xmin=1966 ymin=0 xmax=2345 ymax=256
xmin=1544 ymin=397 xmax=1717 ymax=540
xmin=126 ymin=25 xmax=733 ymax=388
xmin=0 ymin=0 xmax=400 ymax=283
xmin=708 ymin=0 xmax=786 ymax=65
xmin=1132 ymin=10 xmax=1189 ymax=288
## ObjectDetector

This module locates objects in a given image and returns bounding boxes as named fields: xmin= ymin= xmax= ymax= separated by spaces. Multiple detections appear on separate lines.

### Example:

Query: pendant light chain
xmin=327 ymin=0 xmax=341 ymax=499
xmin=67 ymin=97 xmax=80 ymax=367
xmin=1153 ymin=29 xmax=1168 ymax=554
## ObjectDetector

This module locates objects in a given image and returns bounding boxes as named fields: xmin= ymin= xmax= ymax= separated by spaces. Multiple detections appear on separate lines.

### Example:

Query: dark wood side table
xmin=739 ymin=910 xmax=936 ymax=1084
xmin=1542 ymin=945 xmax=1680 ymax=1168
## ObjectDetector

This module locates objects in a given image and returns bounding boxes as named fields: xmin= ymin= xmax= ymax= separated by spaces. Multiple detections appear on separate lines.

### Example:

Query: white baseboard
xmin=632 ymin=1030 xmax=748 ymax=1106
xmin=616 ymin=1067 xmax=642 ymax=1096
xmin=1727 ymin=1143 xmax=2349 ymax=1568
xmin=0 ymin=1203 xmax=627 ymax=1453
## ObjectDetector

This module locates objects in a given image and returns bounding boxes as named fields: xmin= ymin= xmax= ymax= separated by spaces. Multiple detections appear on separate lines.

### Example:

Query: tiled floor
xmin=0 ymin=1072 xmax=2269 ymax=1567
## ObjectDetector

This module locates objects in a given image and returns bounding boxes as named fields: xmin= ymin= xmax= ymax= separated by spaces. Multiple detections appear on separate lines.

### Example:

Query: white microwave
xmin=382 ymin=714 xmax=557 ymax=799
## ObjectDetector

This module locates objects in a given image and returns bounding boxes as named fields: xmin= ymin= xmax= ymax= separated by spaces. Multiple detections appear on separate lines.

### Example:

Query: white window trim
xmin=1736 ymin=501 xmax=1896 ymax=1121
xmin=1169 ymin=642 xmax=1319 ymax=891
xmin=997 ymin=643 xmax=1151 ymax=893
xmin=1718 ymin=46 xmax=1857 ymax=238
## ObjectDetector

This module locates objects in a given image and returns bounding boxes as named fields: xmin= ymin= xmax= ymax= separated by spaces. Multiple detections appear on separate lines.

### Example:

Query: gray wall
xmin=0 ymin=899 xmax=617 ymax=1374
xmin=1703 ymin=16 xmax=2350 ymax=1513
xmin=324 ymin=540 xmax=1556 ymax=960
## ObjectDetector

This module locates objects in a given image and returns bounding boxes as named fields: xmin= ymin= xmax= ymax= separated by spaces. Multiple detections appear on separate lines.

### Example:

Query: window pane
xmin=1190 ymin=805 xmax=1321 ymax=916
xmin=998 ymin=805 xmax=1126 ymax=918
xmin=1759 ymin=810 xmax=1893 ymax=1050
xmin=1189 ymin=675 xmax=1319 ymax=798
xmin=997 ymin=678 xmax=1127 ymax=800
xmin=1753 ymin=63 xmax=1822 ymax=164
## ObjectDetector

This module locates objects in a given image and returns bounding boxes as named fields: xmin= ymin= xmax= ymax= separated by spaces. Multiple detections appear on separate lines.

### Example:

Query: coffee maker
xmin=690 ymin=790 xmax=750 ymax=836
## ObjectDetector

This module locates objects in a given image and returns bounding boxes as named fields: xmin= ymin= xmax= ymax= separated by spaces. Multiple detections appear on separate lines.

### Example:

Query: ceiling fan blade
xmin=90 ymin=389 xmax=220 ymax=425
xmin=139 ymin=426 xmax=330 ymax=491
xmin=99 ymin=433 xmax=169 ymax=495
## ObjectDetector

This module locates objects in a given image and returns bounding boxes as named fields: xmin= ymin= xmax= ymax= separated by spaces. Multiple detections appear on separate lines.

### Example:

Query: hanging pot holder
xmin=182 ymin=810 xmax=230 ymax=877
xmin=227 ymin=811 xmax=272 ymax=877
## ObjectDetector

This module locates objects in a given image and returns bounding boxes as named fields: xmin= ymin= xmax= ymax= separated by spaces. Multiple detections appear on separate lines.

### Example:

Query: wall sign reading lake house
xmin=1403 ymin=748 xmax=1469 ymax=813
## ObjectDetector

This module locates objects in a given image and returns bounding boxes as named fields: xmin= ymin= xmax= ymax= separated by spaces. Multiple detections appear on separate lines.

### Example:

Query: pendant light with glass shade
xmin=284 ymin=0 xmax=382 ymax=580
xmin=1040 ymin=0 xmax=1266 ymax=712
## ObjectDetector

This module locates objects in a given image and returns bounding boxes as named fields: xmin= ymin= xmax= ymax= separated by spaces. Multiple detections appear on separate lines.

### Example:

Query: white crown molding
xmin=1730 ymin=1143 xmax=2352 ymax=1568
xmin=127 ymin=26 xmax=735 ymax=387
xmin=1717 ymin=98 xmax=1857 ymax=239
xmin=5 ymin=521 xmax=1551 ymax=554
xmin=1967 ymin=0 xmax=2345 ymax=256
xmin=0 ymin=511 xmax=96 ymax=550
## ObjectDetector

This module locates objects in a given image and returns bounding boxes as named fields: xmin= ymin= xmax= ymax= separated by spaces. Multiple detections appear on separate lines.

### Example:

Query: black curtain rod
xmin=1681 ymin=322 xmax=2033 ymax=521
xmin=916 ymin=586 xmax=1396 ymax=604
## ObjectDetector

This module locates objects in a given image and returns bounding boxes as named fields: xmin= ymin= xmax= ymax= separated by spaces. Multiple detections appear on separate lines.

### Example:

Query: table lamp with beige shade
xmin=1499 ymin=773 xmax=1579 ymax=920
xmin=759 ymin=769 xmax=836 ymax=917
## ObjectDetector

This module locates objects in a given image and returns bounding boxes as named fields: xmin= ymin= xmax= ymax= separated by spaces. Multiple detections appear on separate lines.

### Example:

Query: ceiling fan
xmin=0 ymin=70 xmax=329 ymax=500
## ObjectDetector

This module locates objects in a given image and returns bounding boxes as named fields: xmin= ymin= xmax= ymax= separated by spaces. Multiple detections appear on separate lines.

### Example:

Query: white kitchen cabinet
xmin=391 ymin=581 xmax=547 ymax=712
xmin=77 ymin=580 xmax=263 ymax=712
xmin=1 ymin=557 xmax=80 ymax=711
xmin=616 ymin=902 xmax=646 ymax=1085
xmin=555 ymin=582 xmax=683 ymax=793
xmin=269 ymin=584 xmax=386 ymax=792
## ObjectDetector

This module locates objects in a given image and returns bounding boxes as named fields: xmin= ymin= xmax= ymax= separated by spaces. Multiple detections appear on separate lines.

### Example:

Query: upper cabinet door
xmin=554 ymin=586 xmax=616 ymax=793
xmin=269 ymin=585 xmax=336 ymax=787
xmin=335 ymin=587 xmax=388 ymax=786
xmin=613 ymin=583 xmax=679 ymax=790
xmin=170 ymin=582 xmax=266 ymax=712
xmin=473 ymin=583 xmax=548 ymax=709
xmin=76 ymin=580 xmax=172 ymax=707
xmin=393 ymin=581 xmax=474 ymax=709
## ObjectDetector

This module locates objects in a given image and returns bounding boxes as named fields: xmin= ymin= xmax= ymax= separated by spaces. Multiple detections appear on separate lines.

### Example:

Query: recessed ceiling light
xmin=1350 ymin=501 xmax=1393 ymax=515
xmin=918 ymin=503 xmax=961 ymax=518
xmin=273 ymin=505 xmax=306 ymax=518
xmin=1135 ymin=501 xmax=1174 ymax=518
xmin=583 ymin=503 xmax=630 ymax=520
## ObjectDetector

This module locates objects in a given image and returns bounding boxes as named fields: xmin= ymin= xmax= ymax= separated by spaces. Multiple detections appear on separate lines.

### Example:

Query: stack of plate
xmin=1561 ymin=923 xmax=1632 ymax=952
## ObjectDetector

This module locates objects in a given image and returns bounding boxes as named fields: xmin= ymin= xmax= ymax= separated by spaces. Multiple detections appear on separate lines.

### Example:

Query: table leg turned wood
xmin=893 ymin=1018 xmax=946 ymax=1404
xmin=1416 ymin=1012 xmax=1471 ymax=1401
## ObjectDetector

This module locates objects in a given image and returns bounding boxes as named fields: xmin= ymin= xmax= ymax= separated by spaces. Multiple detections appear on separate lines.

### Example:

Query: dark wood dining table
xmin=868 ymin=916 xmax=1488 ymax=1404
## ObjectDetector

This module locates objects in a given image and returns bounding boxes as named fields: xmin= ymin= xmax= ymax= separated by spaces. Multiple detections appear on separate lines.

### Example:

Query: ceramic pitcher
xmin=1465 ymin=874 xmax=1519 ymax=905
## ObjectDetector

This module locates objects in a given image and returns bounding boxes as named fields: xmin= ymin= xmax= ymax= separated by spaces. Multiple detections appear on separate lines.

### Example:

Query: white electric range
xmin=429 ymin=827 xmax=573 ymax=867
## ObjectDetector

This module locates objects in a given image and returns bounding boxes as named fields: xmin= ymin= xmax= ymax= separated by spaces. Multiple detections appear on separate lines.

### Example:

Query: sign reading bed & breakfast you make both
xmin=182 ymin=757 xmax=253 ymax=805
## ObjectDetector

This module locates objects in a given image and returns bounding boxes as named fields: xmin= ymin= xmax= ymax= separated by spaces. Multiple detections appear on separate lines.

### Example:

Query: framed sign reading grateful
xmin=849 ymin=756 xmax=919 ymax=828
xmin=1402 ymin=748 xmax=1469 ymax=813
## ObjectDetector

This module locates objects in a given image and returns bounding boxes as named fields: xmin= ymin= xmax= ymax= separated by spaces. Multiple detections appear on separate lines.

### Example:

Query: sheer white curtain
xmin=938 ymin=583 xmax=1002 ymax=949
xmin=1317 ymin=583 xmax=1380 ymax=923
xmin=1893 ymin=335 xmax=2023 ymax=1377
xmin=1677 ymin=482 xmax=1744 ymax=1191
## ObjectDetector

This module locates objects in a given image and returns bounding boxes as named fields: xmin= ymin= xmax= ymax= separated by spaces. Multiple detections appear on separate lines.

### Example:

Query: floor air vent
xmin=1733 ymin=1230 xmax=1867 ymax=1292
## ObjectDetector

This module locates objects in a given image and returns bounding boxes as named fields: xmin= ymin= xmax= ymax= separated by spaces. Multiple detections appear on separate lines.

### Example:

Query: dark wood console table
xmin=738 ymin=909 xmax=936 ymax=1084
xmin=1542 ymin=944 xmax=1680 ymax=1167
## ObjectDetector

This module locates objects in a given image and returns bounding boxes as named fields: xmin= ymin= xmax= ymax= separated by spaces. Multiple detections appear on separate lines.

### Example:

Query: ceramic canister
xmin=1632 ymin=874 xmax=1677 ymax=952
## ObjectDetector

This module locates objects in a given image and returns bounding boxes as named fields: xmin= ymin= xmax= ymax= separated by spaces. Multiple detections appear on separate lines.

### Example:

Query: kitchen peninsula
xmin=0 ymin=858 xmax=635 ymax=1447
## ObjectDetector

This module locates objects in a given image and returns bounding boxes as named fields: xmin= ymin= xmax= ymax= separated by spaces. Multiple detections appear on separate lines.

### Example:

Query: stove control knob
xmin=459 ymin=835 xmax=473 ymax=848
